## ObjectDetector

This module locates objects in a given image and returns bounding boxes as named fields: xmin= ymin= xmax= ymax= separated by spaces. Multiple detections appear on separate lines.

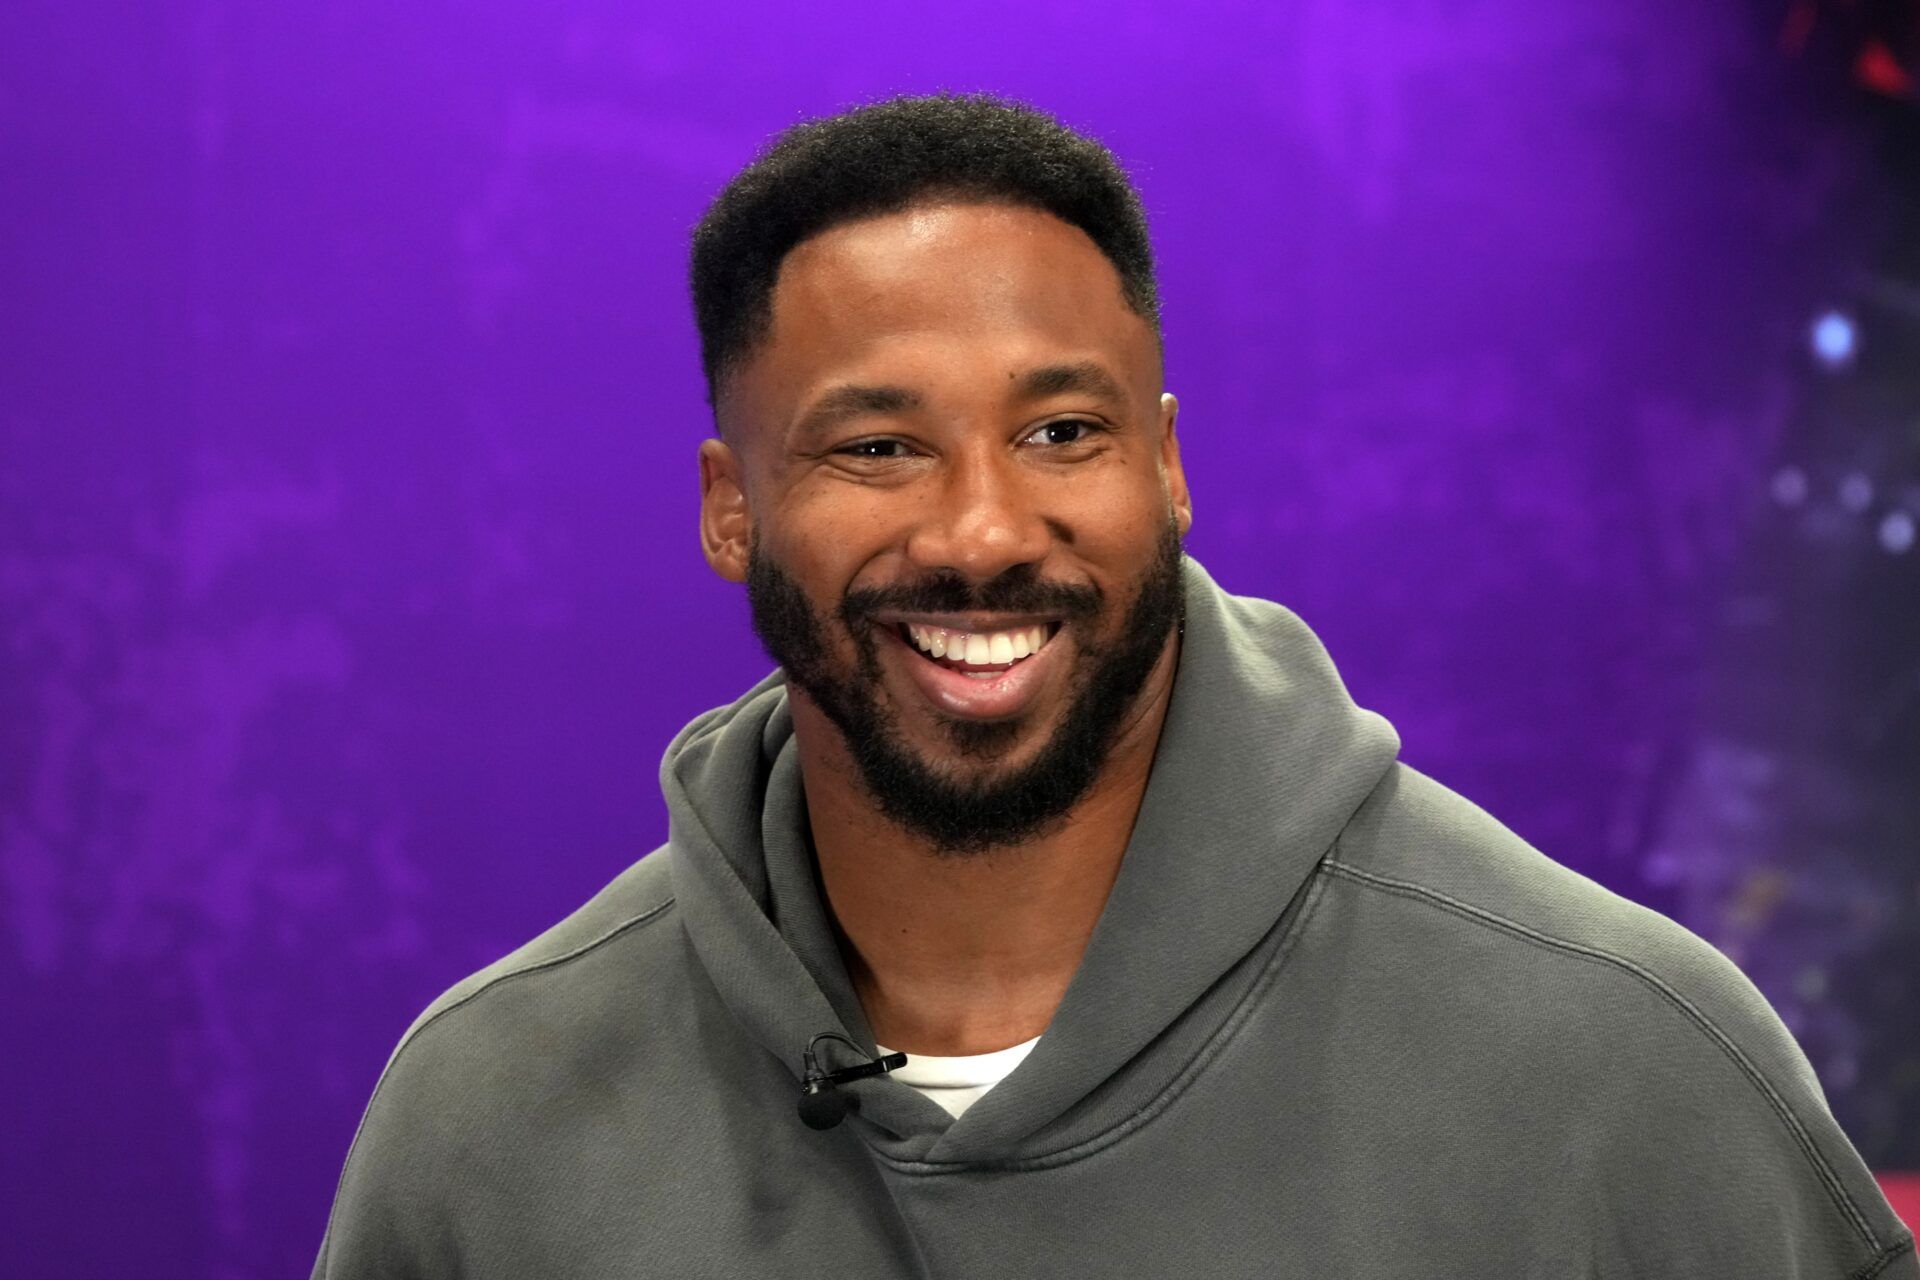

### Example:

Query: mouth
xmin=880 ymin=619 xmax=1067 ymax=720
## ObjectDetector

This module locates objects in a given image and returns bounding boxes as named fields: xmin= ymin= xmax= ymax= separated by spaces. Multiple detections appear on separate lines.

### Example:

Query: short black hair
xmin=689 ymin=92 xmax=1160 ymax=412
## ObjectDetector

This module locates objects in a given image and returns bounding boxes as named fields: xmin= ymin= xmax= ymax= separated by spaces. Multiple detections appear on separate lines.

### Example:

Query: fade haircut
xmin=689 ymin=93 xmax=1160 ymax=414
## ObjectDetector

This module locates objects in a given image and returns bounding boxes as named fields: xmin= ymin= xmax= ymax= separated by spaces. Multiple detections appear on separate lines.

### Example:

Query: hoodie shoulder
xmin=1322 ymin=764 xmax=1913 ymax=1274
xmin=312 ymin=847 xmax=681 ymax=1278
xmin=1330 ymin=765 xmax=1733 ymax=994
xmin=394 ymin=845 xmax=679 ymax=1054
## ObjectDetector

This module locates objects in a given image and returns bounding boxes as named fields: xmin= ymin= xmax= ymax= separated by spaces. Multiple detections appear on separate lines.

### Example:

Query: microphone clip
xmin=797 ymin=1032 xmax=907 ymax=1131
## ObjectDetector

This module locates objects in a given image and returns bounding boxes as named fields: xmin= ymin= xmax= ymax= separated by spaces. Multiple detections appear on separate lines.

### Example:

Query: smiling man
xmin=314 ymin=96 xmax=1915 ymax=1278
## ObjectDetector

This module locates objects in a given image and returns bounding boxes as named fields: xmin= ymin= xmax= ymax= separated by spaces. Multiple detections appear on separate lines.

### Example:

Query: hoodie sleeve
xmin=310 ymin=1023 xmax=467 ymax=1280
xmin=1579 ymin=927 xmax=1917 ymax=1279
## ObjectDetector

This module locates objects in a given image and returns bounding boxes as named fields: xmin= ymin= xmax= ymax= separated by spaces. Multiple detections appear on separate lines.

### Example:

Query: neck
xmin=791 ymin=631 xmax=1180 ymax=1058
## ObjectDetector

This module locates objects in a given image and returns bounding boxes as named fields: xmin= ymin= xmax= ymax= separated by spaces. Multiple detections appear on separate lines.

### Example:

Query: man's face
xmin=700 ymin=202 xmax=1193 ymax=856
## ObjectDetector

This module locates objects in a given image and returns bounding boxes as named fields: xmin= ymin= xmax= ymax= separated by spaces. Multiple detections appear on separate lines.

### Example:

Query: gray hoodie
xmin=314 ymin=556 xmax=1917 ymax=1278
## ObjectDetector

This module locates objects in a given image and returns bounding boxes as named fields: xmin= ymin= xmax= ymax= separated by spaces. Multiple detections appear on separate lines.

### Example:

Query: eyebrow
xmin=791 ymin=384 xmax=922 ymax=444
xmin=1015 ymin=360 xmax=1129 ymax=407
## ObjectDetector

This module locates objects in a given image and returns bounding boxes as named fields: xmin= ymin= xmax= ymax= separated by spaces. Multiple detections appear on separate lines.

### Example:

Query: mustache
xmin=838 ymin=565 xmax=1102 ymax=628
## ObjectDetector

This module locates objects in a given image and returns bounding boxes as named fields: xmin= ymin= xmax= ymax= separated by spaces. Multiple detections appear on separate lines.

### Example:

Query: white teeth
xmin=905 ymin=622 xmax=1056 ymax=666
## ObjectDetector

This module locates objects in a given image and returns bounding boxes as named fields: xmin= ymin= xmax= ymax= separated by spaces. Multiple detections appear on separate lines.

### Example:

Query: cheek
xmin=1059 ymin=475 xmax=1170 ymax=552
xmin=775 ymin=487 xmax=909 ymax=557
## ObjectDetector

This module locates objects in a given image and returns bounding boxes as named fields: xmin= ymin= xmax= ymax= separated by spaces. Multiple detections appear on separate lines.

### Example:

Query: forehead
xmin=722 ymin=202 xmax=1155 ymax=436
xmin=780 ymin=201 xmax=1126 ymax=328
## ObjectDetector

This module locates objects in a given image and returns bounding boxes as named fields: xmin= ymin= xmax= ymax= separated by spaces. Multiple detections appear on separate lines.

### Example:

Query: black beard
xmin=744 ymin=517 xmax=1186 ymax=856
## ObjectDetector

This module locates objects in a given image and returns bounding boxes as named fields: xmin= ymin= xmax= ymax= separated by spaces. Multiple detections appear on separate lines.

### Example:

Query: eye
xmin=836 ymin=439 xmax=913 ymax=460
xmin=1025 ymin=418 xmax=1107 ymax=447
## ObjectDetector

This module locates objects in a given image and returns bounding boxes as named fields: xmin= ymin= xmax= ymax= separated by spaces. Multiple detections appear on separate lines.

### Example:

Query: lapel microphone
xmin=798 ymin=1032 xmax=908 ymax=1130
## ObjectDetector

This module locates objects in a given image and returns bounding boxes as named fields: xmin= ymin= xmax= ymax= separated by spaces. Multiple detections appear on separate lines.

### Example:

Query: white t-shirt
xmin=875 ymin=1035 xmax=1041 ymax=1120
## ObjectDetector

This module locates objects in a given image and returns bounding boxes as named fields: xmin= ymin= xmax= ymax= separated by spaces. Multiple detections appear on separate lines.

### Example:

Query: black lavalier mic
xmin=797 ymin=1032 xmax=908 ymax=1130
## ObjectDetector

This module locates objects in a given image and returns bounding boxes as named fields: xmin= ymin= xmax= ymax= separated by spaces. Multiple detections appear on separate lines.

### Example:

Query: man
xmin=314 ymin=95 xmax=1916 ymax=1277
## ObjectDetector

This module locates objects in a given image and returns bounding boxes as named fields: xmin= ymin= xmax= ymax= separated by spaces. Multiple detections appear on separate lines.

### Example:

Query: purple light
xmin=1811 ymin=310 xmax=1857 ymax=368
xmin=1771 ymin=465 xmax=1808 ymax=506
xmin=1880 ymin=510 xmax=1916 ymax=555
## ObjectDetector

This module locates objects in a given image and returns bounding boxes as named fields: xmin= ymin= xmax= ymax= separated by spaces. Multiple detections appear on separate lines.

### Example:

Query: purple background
xmin=3 ymin=1 xmax=1916 ymax=1276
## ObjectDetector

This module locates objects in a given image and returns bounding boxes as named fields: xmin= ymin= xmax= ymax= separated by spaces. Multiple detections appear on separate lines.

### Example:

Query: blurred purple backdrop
xmin=4 ymin=1 xmax=1918 ymax=1276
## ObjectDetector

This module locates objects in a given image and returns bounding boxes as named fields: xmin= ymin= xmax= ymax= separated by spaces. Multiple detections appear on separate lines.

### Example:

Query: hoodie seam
xmin=314 ymin=896 xmax=678 ymax=1274
xmin=1854 ymin=1235 xmax=1916 ymax=1280
xmin=872 ymin=869 xmax=1336 ymax=1175
xmin=1319 ymin=858 xmax=1883 ymax=1257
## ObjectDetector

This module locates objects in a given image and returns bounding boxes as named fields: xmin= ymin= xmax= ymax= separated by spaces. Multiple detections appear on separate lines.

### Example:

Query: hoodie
xmin=313 ymin=556 xmax=1916 ymax=1278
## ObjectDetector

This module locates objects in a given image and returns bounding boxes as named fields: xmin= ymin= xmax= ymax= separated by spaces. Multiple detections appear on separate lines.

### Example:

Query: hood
xmin=662 ymin=555 xmax=1401 ymax=1167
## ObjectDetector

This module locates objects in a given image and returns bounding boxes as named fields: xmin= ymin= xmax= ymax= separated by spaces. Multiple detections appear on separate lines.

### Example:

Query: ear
xmin=1157 ymin=393 xmax=1193 ymax=538
xmin=699 ymin=437 xmax=751 ymax=583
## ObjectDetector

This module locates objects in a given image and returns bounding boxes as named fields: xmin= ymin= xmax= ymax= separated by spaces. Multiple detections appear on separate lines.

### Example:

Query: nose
xmin=902 ymin=441 xmax=1053 ymax=583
